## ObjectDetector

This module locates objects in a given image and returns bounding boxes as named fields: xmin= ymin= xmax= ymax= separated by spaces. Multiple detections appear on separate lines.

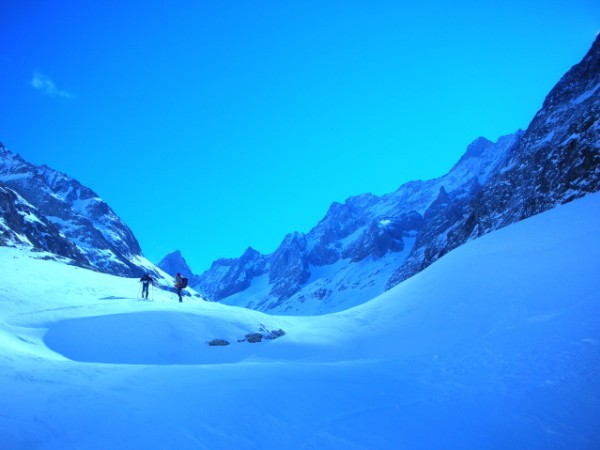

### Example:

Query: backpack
xmin=181 ymin=277 xmax=188 ymax=288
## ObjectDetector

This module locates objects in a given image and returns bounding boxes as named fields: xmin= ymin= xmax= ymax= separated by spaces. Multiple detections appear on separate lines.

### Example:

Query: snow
xmin=0 ymin=173 xmax=30 ymax=182
xmin=1 ymin=193 xmax=600 ymax=449
xmin=222 ymin=243 xmax=417 ymax=316
xmin=532 ymin=129 xmax=556 ymax=150
xmin=572 ymin=82 xmax=600 ymax=105
xmin=18 ymin=209 xmax=44 ymax=225
xmin=0 ymin=223 xmax=31 ymax=247
xmin=368 ymin=134 xmax=521 ymax=219
xmin=222 ymin=272 xmax=271 ymax=309
xmin=71 ymin=197 xmax=100 ymax=215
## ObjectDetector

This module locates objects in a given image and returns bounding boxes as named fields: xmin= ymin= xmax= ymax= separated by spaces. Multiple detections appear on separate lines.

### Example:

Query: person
xmin=175 ymin=272 xmax=184 ymax=303
xmin=139 ymin=273 xmax=154 ymax=299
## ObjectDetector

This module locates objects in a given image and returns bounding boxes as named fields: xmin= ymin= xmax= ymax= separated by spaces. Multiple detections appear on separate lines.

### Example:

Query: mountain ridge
xmin=189 ymin=34 xmax=600 ymax=314
xmin=157 ymin=250 xmax=194 ymax=278
xmin=0 ymin=144 xmax=158 ymax=278
xmin=192 ymin=130 xmax=523 ymax=314
xmin=1 ymin=35 xmax=598 ymax=315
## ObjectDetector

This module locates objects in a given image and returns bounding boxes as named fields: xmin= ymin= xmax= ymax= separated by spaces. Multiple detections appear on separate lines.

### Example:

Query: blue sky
xmin=1 ymin=1 xmax=598 ymax=273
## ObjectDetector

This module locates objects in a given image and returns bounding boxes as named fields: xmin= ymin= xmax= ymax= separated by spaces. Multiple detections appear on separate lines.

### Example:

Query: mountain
xmin=386 ymin=31 xmax=600 ymax=288
xmin=0 ymin=182 xmax=88 ymax=266
xmin=190 ymin=35 xmax=600 ymax=315
xmin=1 ymin=191 xmax=599 ymax=448
xmin=157 ymin=250 xmax=194 ymax=278
xmin=0 ymin=144 xmax=156 ymax=277
xmin=192 ymin=133 xmax=522 ymax=314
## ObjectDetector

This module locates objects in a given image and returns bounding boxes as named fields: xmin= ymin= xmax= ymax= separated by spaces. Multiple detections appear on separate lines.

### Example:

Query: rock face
xmin=0 ymin=144 xmax=150 ymax=276
xmin=0 ymin=183 xmax=88 ymax=265
xmin=191 ymin=35 xmax=600 ymax=315
xmin=269 ymin=232 xmax=310 ymax=301
xmin=192 ymin=131 xmax=521 ymax=314
xmin=191 ymin=247 xmax=268 ymax=300
xmin=157 ymin=250 xmax=193 ymax=278
xmin=387 ymin=33 xmax=600 ymax=288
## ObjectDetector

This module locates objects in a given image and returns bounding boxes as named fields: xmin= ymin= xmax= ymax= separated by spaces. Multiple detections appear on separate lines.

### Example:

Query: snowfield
xmin=1 ymin=193 xmax=600 ymax=449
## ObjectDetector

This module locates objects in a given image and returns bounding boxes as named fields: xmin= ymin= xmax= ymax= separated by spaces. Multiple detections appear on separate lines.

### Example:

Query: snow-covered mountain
xmin=0 ymin=144 xmax=157 ymax=277
xmin=387 ymin=31 xmax=600 ymax=288
xmin=190 ymin=34 xmax=600 ymax=315
xmin=192 ymin=133 xmax=522 ymax=314
xmin=1 ymin=191 xmax=599 ymax=449
xmin=0 ymin=182 xmax=88 ymax=266
xmin=157 ymin=249 xmax=194 ymax=278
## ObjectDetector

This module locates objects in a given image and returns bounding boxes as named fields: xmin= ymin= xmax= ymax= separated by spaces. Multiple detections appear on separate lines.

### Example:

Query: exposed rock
xmin=245 ymin=333 xmax=263 ymax=343
xmin=0 ymin=144 xmax=148 ymax=277
xmin=264 ymin=329 xmax=286 ymax=339
xmin=0 ymin=183 xmax=88 ymax=265
xmin=192 ymin=36 xmax=600 ymax=314
xmin=157 ymin=250 xmax=193 ymax=278
xmin=191 ymin=247 xmax=268 ymax=300
xmin=268 ymin=232 xmax=310 ymax=300
xmin=387 ymin=34 xmax=600 ymax=288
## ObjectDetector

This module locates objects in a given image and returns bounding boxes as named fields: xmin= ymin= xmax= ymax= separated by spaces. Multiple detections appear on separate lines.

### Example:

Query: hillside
xmin=0 ymin=144 xmax=157 ymax=278
xmin=1 ymin=192 xmax=599 ymax=449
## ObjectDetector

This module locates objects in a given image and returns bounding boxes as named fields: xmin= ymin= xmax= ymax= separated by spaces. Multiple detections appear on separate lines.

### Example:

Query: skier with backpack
xmin=139 ymin=273 xmax=154 ymax=299
xmin=175 ymin=272 xmax=188 ymax=302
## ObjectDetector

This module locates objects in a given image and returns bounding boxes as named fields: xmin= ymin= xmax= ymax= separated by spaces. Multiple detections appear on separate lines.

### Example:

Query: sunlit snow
xmin=1 ymin=193 xmax=599 ymax=449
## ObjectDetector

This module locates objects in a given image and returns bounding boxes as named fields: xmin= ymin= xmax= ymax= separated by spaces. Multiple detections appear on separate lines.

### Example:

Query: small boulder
xmin=265 ymin=329 xmax=286 ymax=339
xmin=245 ymin=333 xmax=263 ymax=343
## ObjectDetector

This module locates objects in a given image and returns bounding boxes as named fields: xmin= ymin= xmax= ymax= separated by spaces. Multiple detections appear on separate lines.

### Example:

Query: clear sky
xmin=1 ymin=1 xmax=598 ymax=273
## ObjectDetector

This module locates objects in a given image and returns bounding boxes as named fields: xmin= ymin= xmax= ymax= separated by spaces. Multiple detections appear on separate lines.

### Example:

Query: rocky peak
xmin=542 ymin=34 xmax=600 ymax=111
xmin=425 ymin=187 xmax=451 ymax=219
xmin=461 ymin=136 xmax=493 ymax=160
xmin=189 ymin=246 xmax=268 ymax=300
xmin=386 ymin=36 xmax=600 ymax=290
xmin=307 ymin=195 xmax=377 ymax=266
xmin=193 ymin=36 xmax=600 ymax=315
xmin=157 ymin=250 xmax=193 ymax=278
xmin=239 ymin=247 xmax=268 ymax=275
xmin=345 ymin=212 xmax=424 ymax=262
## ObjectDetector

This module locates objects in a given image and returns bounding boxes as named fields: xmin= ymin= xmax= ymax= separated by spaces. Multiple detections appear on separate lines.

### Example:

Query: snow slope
xmin=1 ymin=192 xmax=600 ymax=449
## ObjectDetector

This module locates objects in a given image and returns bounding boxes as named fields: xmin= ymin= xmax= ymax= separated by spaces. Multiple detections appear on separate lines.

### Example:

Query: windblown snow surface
xmin=1 ymin=193 xmax=600 ymax=449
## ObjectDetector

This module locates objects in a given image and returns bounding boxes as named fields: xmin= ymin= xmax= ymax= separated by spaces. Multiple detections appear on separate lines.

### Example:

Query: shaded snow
xmin=1 ymin=193 xmax=600 ymax=449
